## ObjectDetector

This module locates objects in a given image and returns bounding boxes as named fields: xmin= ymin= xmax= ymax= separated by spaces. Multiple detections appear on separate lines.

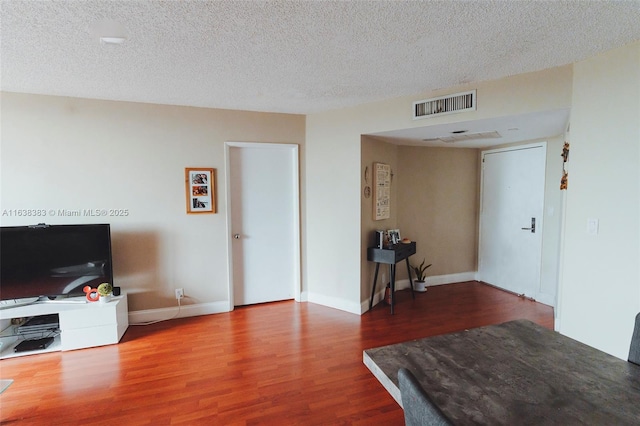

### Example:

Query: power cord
xmin=130 ymin=297 xmax=183 ymax=326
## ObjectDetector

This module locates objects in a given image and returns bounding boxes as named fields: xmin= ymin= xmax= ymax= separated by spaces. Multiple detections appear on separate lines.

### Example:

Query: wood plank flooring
xmin=0 ymin=281 xmax=553 ymax=425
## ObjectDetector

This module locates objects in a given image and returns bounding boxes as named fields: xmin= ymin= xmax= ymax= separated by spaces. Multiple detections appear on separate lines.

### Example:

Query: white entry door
xmin=478 ymin=144 xmax=546 ymax=298
xmin=226 ymin=142 xmax=300 ymax=307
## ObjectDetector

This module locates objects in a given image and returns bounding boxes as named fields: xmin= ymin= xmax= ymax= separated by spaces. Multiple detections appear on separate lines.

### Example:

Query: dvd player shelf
xmin=0 ymin=330 xmax=61 ymax=359
xmin=0 ymin=295 xmax=128 ymax=359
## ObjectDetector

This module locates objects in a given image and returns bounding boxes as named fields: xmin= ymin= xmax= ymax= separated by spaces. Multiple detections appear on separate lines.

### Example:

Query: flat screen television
xmin=0 ymin=224 xmax=113 ymax=302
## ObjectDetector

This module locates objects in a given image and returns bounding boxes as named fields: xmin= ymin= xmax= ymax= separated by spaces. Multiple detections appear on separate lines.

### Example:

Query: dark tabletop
xmin=364 ymin=319 xmax=640 ymax=425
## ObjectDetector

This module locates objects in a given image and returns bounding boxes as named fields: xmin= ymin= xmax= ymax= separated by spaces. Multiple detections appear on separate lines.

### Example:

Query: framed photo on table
xmin=185 ymin=168 xmax=216 ymax=214
xmin=387 ymin=229 xmax=401 ymax=245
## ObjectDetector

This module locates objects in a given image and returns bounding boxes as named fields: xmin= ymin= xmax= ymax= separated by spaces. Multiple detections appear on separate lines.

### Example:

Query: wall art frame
xmin=185 ymin=167 xmax=216 ymax=214
xmin=373 ymin=162 xmax=391 ymax=220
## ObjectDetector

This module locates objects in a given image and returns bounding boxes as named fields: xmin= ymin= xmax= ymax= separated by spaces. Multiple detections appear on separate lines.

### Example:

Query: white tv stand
xmin=0 ymin=295 xmax=128 ymax=359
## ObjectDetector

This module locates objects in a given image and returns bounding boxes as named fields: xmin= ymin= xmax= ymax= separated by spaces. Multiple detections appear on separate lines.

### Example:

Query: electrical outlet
xmin=175 ymin=288 xmax=184 ymax=300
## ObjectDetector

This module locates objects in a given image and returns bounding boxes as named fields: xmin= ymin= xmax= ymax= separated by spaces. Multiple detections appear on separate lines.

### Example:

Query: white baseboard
xmin=425 ymin=271 xmax=477 ymax=286
xmin=360 ymin=271 xmax=477 ymax=313
xmin=129 ymin=292 xmax=347 ymax=324
xmin=394 ymin=271 xmax=477 ymax=290
xmin=128 ymin=272 xmax=480 ymax=322
xmin=128 ymin=301 xmax=230 ymax=324
xmin=307 ymin=292 xmax=361 ymax=315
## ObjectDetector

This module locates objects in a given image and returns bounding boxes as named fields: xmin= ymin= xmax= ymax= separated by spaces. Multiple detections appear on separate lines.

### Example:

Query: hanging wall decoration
xmin=560 ymin=170 xmax=568 ymax=190
xmin=363 ymin=166 xmax=371 ymax=198
xmin=185 ymin=168 xmax=216 ymax=214
xmin=560 ymin=142 xmax=569 ymax=190
xmin=561 ymin=142 xmax=570 ymax=163
xmin=373 ymin=162 xmax=391 ymax=220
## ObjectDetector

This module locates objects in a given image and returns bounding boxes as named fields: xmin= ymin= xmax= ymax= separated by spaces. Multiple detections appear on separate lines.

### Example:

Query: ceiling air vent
xmin=421 ymin=130 xmax=501 ymax=144
xmin=413 ymin=90 xmax=476 ymax=120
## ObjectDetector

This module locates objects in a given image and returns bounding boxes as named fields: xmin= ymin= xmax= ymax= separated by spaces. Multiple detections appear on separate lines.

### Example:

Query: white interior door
xmin=478 ymin=144 xmax=546 ymax=298
xmin=227 ymin=143 xmax=300 ymax=306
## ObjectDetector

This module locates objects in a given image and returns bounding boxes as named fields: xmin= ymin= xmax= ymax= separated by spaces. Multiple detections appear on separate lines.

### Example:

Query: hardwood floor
xmin=0 ymin=281 xmax=553 ymax=425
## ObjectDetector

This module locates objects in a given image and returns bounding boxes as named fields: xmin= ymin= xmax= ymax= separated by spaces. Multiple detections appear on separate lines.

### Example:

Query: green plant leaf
xmin=97 ymin=282 xmax=113 ymax=296
xmin=411 ymin=258 xmax=432 ymax=281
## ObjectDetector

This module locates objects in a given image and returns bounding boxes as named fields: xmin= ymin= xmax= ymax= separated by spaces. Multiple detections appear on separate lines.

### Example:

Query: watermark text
xmin=2 ymin=208 xmax=130 ymax=218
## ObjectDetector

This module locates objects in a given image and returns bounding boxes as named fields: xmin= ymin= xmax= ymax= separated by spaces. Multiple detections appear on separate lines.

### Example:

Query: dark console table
xmin=367 ymin=242 xmax=416 ymax=314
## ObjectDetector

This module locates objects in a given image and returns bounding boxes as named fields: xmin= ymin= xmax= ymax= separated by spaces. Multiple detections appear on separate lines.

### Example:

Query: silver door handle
xmin=521 ymin=218 xmax=536 ymax=233
xmin=233 ymin=234 xmax=240 ymax=239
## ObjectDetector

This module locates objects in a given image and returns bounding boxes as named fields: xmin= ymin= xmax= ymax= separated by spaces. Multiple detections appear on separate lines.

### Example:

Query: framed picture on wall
xmin=373 ymin=162 xmax=391 ymax=220
xmin=185 ymin=168 xmax=216 ymax=214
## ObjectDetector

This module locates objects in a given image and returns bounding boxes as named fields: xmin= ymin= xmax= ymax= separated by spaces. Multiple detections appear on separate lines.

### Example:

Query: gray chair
xmin=398 ymin=368 xmax=452 ymax=426
xmin=629 ymin=312 xmax=640 ymax=365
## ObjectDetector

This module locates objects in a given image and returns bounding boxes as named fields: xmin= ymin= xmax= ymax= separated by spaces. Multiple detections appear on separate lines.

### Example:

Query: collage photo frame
xmin=185 ymin=168 xmax=216 ymax=214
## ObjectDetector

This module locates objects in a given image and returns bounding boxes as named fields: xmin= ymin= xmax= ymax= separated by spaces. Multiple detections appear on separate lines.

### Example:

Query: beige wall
xmin=396 ymin=146 xmax=479 ymax=279
xmin=359 ymin=142 xmax=482 ymax=305
xmin=0 ymin=93 xmax=305 ymax=317
xmin=360 ymin=136 xmax=399 ymax=301
xmin=361 ymin=137 xmax=399 ymax=242
xmin=558 ymin=41 xmax=640 ymax=358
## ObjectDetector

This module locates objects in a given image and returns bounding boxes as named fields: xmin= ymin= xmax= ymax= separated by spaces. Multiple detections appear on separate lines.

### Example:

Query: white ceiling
xmin=1 ymin=1 xmax=639 ymax=147
xmin=370 ymin=108 xmax=571 ymax=148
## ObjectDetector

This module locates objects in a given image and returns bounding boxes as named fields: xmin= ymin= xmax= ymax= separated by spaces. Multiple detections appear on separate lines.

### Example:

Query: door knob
xmin=521 ymin=218 xmax=536 ymax=233
xmin=233 ymin=234 xmax=240 ymax=239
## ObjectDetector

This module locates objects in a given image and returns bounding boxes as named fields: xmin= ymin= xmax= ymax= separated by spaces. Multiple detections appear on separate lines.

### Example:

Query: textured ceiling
xmin=1 ymin=0 xmax=640 ymax=115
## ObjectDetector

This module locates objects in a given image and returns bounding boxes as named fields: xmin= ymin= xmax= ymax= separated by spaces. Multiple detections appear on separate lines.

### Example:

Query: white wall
xmin=0 ymin=93 xmax=305 ymax=320
xmin=558 ymin=41 xmax=640 ymax=358
xmin=539 ymin=135 xmax=566 ymax=307
xmin=304 ymin=114 xmax=363 ymax=313
xmin=306 ymin=66 xmax=573 ymax=313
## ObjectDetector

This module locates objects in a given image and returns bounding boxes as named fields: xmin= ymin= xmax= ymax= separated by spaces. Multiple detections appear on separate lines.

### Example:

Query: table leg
xmin=405 ymin=258 xmax=415 ymax=299
xmin=390 ymin=263 xmax=396 ymax=315
xmin=369 ymin=262 xmax=380 ymax=311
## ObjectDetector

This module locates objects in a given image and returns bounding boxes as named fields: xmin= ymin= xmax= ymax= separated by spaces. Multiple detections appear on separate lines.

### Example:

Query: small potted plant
xmin=97 ymin=282 xmax=113 ymax=303
xmin=411 ymin=259 xmax=432 ymax=292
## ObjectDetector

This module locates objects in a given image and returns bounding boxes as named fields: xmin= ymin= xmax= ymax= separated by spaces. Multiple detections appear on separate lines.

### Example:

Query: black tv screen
xmin=0 ymin=224 xmax=113 ymax=300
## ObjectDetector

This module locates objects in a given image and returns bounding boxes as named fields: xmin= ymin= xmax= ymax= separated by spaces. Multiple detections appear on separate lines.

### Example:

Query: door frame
xmin=477 ymin=141 xmax=547 ymax=299
xmin=224 ymin=141 xmax=301 ymax=311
